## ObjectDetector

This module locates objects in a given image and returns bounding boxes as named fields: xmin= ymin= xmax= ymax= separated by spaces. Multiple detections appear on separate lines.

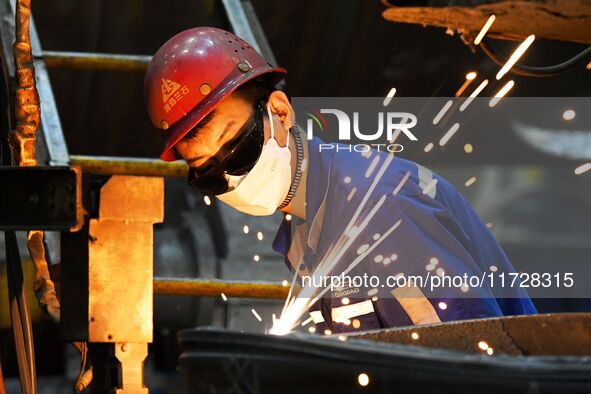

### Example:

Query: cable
xmin=479 ymin=39 xmax=591 ymax=77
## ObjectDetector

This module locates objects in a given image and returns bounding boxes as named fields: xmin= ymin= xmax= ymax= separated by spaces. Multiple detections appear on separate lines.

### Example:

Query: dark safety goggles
xmin=187 ymin=100 xmax=265 ymax=195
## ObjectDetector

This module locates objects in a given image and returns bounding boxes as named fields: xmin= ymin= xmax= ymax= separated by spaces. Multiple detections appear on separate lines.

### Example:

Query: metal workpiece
xmin=349 ymin=313 xmax=591 ymax=356
xmin=61 ymin=175 xmax=164 ymax=344
xmin=40 ymin=51 xmax=152 ymax=72
xmin=178 ymin=318 xmax=591 ymax=393
xmin=154 ymin=277 xmax=290 ymax=299
xmin=69 ymin=155 xmax=188 ymax=178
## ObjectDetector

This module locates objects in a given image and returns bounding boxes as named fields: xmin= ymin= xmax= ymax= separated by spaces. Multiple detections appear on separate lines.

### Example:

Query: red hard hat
xmin=144 ymin=27 xmax=287 ymax=162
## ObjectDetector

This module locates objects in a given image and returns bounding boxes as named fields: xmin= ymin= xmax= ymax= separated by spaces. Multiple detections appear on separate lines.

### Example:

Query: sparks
xmin=243 ymin=225 xmax=249 ymax=234
xmin=478 ymin=341 xmax=489 ymax=351
xmin=460 ymin=80 xmax=489 ymax=112
xmin=424 ymin=142 xmax=434 ymax=153
xmin=464 ymin=176 xmax=477 ymax=187
xmin=324 ymin=329 xmax=332 ymax=336
xmin=257 ymin=231 xmax=264 ymax=241
xmin=358 ymin=373 xmax=370 ymax=387
xmin=439 ymin=123 xmax=461 ymax=146
xmin=575 ymin=163 xmax=591 ymax=175
xmin=496 ymin=35 xmax=535 ymax=80
xmin=221 ymin=293 xmax=227 ymax=302
xmin=473 ymin=15 xmax=496 ymax=45
xmin=352 ymin=319 xmax=361 ymax=329
xmin=383 ymin=87 xmax=397 ymax=107
xmin=203 ymin=195 xmax=212 ymax=206
xmin=411 ymin=332 xmax=419 ymax=340
xmin=308 ymin=326 xmax=316 ymax=333
xmin=344 ymin=176 xmax=352 ymax=184
xmin=342 ymin=297 xmax=350 ymax=305
xmin=282 ymin=279 xmax=289 ymax=287
xmin=338 ymin=335 xmax=347 ymax=341
xmin=285 ymin=214 xmax=292 ymax=221
xmin=563 ymin=109 xmax=575 ymax=121
xmin=487 ymin=347 xmax=494 ymax=355
xmin=432 ymin=99 xmax=453 ymax=125
xmin=438 ymin=302 xmax=448 ymax=310
xmin=301 ymin=316 xmax=313 ymax=326
xmin=365 ymin=156 xmax=381 ymax=178
xmin=489 ymin=80 xmax=515 ymax=107
xmin=251 ymin=308 xmax=262 ymax=322
xmin=464 ymin=143 xmax=474 ymax=153
xmin=253 ymin=254 xmax=260 ymax=262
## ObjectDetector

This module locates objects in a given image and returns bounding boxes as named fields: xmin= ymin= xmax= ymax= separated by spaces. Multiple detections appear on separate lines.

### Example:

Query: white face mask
xmin=216 ymin=103 xmax=292 ymax=216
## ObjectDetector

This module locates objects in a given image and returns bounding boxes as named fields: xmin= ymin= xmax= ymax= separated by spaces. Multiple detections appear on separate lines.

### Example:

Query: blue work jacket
xmin=273 ymin=137 xmax=537 ymax=333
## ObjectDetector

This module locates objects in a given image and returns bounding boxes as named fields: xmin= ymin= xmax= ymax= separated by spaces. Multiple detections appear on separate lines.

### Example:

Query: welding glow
xmin=465 ymin=176 xmax=477 ymax=187
xmin=439 ymin=123 xmax=460 ymax=146
xmin=383 ymin=87 xmax=397 ymax=107
xmin=432 ymin=99 xmax=453 ymax=125
xmin=257 ymin=231 xmax=263 ymax=241
xmin=575 ymin=163 xmax=591 ymax=175
xmin=473 ymin=15 xmax=496 ymax=45
xmin=251 ymin=308 xmax=262 ymax=322
xmin=563 ymin=110 xmax=576 ymax=121
xmin=358 ymin=373 xmax=370 ymax=387
xmin=424 ymin=142 xmax=434 ymax=153
xmin=204 ymin=196 xmax=212 ymax=206
xmin=460 ymin=80 xmax=489 ymax=112
xmin=489 ymin=80 xmax=515 ymax=107
xmin=496 ymin=35 xmax=535 ymax=80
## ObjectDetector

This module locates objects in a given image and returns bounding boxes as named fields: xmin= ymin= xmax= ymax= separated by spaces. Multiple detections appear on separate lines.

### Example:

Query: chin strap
xmin=278 ymin=124 xmax=304 ymax=209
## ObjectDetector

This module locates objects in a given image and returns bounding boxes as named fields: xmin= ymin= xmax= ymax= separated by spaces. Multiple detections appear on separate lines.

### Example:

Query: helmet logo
xmin=161 ymin=78 xmax=190 ymax=114
xmin=161 ymin=78 xmax=181 ymax=103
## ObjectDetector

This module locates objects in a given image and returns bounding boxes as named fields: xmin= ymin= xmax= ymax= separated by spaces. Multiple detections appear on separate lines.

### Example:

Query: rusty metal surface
xmin=154 ymin=277 xmax=290 ymax=299
xmin=41 ymin=51 xmax=151 ymax=72
xmin=69 ymin=155 xmax=188 ymax=178
xmin=350 ymin=312 xmax=591 ymax=356
xmin=382 ymin=0 xmax=591 ymax=44
xmin=9 ymin=0 xmax=40 ymax=166
xmin=98 ymin=176 xmax=164 ymax=222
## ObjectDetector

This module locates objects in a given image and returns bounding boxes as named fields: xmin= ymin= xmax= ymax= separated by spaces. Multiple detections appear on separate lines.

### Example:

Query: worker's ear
xmin=267 ymin=90 xmax=294 ymax=130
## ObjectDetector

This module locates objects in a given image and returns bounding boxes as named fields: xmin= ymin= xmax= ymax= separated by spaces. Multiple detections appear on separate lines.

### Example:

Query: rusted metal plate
xmin=98 ymin=175 xmax=164 ymax=222
xmin=350 ymin=313 xmax=591 ymax=356
xmin=382 ymin=0 xmax=591 ymax=44
xmin=88 ymin=220 xmax=154 ymax=342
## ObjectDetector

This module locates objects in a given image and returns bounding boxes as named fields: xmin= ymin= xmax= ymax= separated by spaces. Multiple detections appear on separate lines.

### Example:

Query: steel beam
xmin=69 ymin=155 xmax=188 ymax=178
xmin=153 ymin=277 xmax=290 ymax=299
xmin=40 ymin=51 xmax=152 ymax=72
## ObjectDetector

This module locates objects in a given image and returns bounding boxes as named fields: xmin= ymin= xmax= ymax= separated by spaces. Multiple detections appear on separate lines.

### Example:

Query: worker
xmin=144 ymin=27 xmax=537 ymax=334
